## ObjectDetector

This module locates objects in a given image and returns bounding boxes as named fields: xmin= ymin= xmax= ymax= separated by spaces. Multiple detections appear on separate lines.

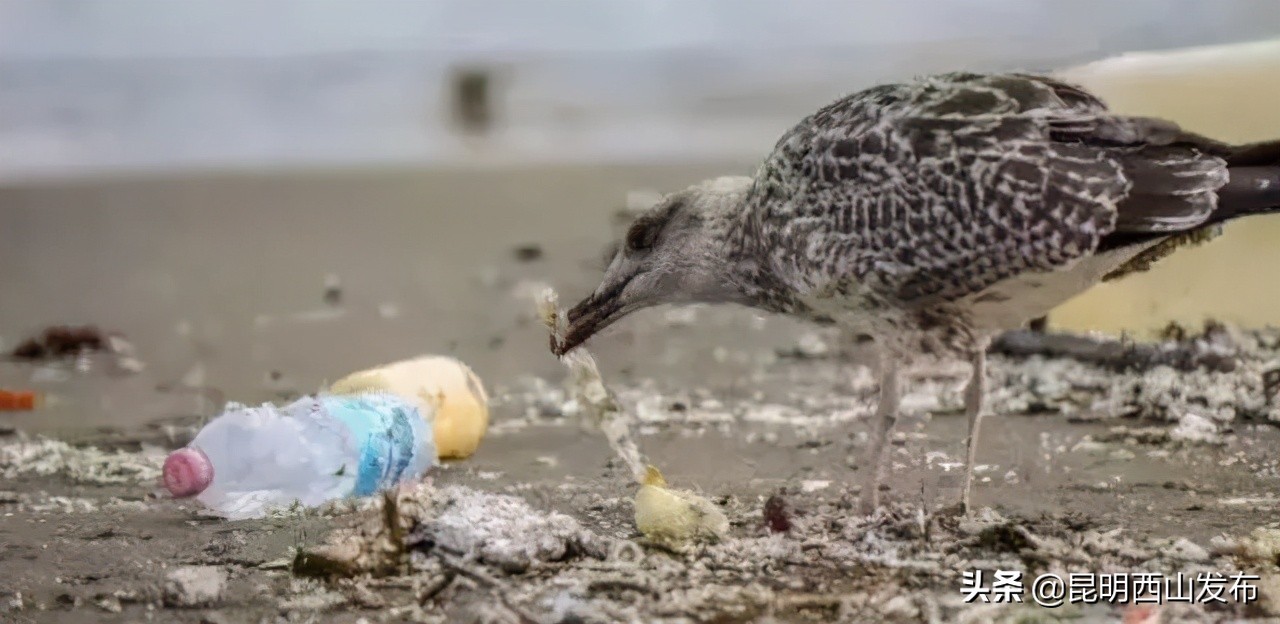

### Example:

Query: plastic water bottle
xmin=162 ymin=393 xmax=436 ymax=519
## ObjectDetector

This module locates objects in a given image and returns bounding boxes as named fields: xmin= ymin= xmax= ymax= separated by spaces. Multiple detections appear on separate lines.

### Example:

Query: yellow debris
xmin=634 ymin=465 xmax=728 ymax=545
xmin=331 ymin=356 xmax=489 ymax=460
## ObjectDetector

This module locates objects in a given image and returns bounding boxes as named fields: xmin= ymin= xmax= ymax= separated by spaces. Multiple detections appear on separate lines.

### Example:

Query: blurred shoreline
xmin=5 ymin=0 xmax=1280 ymax=184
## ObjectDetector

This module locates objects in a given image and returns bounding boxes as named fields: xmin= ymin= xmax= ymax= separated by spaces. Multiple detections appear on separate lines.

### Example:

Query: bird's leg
xmin=960 ymin=348 xmax=986 ymax=513
xmin=858 ymin=351 xmax=901 ymax=514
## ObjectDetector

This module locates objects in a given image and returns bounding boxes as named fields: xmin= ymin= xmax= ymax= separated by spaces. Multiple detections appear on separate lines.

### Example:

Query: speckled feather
xmin=726 ymin=72 xmax=1232 ymax=355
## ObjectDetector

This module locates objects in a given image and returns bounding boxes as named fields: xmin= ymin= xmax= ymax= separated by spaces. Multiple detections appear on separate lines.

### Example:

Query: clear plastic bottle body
xmin=177 ymin=394 xmax=434 ymax=519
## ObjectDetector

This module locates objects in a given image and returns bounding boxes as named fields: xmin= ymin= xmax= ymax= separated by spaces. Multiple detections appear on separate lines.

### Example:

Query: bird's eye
xmin=624 ymin=198 xmax=681 ymax=252
xmin=625 ymin=219 xmax=661 ymax=252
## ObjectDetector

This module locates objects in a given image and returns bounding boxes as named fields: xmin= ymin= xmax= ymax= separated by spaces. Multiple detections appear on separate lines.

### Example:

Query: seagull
xmin=553 ymin=72 xmax=1280 ymax=513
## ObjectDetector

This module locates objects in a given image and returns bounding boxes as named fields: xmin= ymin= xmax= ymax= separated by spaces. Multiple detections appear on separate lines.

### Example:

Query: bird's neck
xmin=716 ymin=184 xmax=798 ymax=313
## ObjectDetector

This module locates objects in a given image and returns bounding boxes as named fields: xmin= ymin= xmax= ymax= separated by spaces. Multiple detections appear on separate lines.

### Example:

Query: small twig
xmin=586 ymin=578 xmax=660 ymax=598
xmin=432 ymin=552 xmax=543 ymax=624
xmin=416 ymin=572 xmax=457 ymax=605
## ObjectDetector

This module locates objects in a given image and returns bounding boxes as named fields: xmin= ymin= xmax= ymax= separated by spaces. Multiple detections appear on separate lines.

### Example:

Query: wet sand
xmin=3 ymin=165 xmax=1280 ymax=622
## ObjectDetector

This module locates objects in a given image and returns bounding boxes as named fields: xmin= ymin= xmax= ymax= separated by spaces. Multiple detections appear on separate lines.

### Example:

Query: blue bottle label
xmin=317 ymin=394 xmax=428 ymax=496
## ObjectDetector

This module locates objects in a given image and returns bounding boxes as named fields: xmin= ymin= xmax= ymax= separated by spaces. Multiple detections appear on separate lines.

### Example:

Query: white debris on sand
xmin=395 ymin=489 xmax=1260 ymax=623
xmin=1169 ymin=413 xmax=1224 ymax=445
xmin=0 ymin=437 xmax=163 ymax=484
xmin=0 ymin=491 xmax=151 ymax=514
xmin=1223 ymin=526 xmax=1280 ymax=564
xmin=163 ymin=566 xmax=226 ymax=608
xmin=420 ymin=485 xmax=611 ymax=573
xmin=990 ymin=328 xmax=1280 ymax=427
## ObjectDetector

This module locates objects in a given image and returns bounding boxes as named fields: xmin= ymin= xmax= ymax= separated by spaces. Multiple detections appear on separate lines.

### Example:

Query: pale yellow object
xmin=634 ymin=466 xmax=729 ymax=545
xmin=330 ymin=356 xmax=489 ymax=460
xmin=1050 ymin=38 xmax=1280 ymax=337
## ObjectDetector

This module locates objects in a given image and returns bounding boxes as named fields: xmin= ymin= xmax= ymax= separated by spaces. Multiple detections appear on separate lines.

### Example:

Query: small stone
xmin=1169 ymin=413 xmax=1222 ymax=445
xmin=163 ymin=566 xmax=226 ymax=608
xmin=513 ymin=244 xmax=544 ymax=262
xmin=1258 ymin=574 xmax=1280 ymax=616
xmin=795 ymin=332 xmax=830 ymax=358
xmin=1165 ymin=537 xmax=1209 ymax=562
xmin=1264 ymin=367 xmax=1280 ymax=406
xmin=322 ymin=274 xmax=342 ymax=306
xmin=763 ymin=493 xmax=792 ymax=534
xmin=1236 ymin=527 xmax=1280 ymax=564
xmin=94 ymin=594 xmax=122 ymax=613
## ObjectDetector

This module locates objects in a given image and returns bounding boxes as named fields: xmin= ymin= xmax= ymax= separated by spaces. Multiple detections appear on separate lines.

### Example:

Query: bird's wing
xmin=753 ymin=73 xmax=1227 ymax=306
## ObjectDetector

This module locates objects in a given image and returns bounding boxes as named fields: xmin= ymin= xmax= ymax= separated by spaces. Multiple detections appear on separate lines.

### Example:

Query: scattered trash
xmin=10 ymin=325 xmax=106 ymax=359
xmin=417 ymin=485 xmax=611 ymax=572
xmin=0 ymin=438 xmax=163 ymax=484
xmin=163 ymin=566 xmax=226 ymax=608
xmin=295 ymin=483 xmax=610 ymax=578
xmin=538 ymin=288 xmax=729 ymax=547
xmin=1168 ymin=412 xmax=1223 ymax=445
xmin=163 ymin=393 xmax=436 ymax=519
xmin=294 ymin=488 xmax=424 ymax=578
xmin=8 ymin=325 xmax=144 ymax=374
xmin=1224 ymin=527 xmax=1280 ymax=565
xmin=0 ymin=390 xmax=41 ymax=411
xmin=330 ymin=355 xmax=489 ymax=460
xmin=538 ymin=288 xmax=648 ymax=482
xmin=634 ymin=466 xmax=729 ymax=546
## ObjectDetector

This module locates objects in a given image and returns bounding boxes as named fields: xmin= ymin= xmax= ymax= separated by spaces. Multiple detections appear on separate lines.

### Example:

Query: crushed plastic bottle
xmin=162 ymin=393 xmax=436 ymax=519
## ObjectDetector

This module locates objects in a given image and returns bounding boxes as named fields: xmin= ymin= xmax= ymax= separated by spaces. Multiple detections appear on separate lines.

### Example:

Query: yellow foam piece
xmin=331 ymin=356 xmax=489 ymax=460
xmin=634 ymin=466 xmax=729 ymax=545
xmin=1050 ymin=38 xmax=1280 ymax=337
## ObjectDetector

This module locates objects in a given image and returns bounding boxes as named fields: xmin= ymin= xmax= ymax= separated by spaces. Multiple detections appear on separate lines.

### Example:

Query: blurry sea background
xmin=6 ymin=0 xmax=1280 ymax=183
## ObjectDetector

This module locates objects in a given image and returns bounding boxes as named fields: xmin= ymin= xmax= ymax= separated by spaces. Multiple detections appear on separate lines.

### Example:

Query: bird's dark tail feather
xmin=1216 ymin=166 xmax=1280 ymax=220
xmin=1215 ymin=139 xmax=1280 ymax=222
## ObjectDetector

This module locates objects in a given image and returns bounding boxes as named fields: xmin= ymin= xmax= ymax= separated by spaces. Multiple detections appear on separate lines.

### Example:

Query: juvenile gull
xmin=554 ymin=72 xmax=1280 ymax=513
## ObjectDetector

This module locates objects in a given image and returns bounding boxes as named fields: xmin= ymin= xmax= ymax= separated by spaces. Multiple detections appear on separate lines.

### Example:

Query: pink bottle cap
xmin=163 ymin=447 xmax=214 ymax=498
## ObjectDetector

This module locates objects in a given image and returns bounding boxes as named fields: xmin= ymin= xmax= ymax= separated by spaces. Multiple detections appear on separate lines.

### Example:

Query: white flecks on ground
xmin=1169 ymin=412 xmax=1224 ymax=445
xmin=420 ymin=485 xmax=612 ymax=573
xmin=163 ymin=566 xmax=226 ymax=608
xmin=794 ymin=331 xmax=832 ymax=358
xmin=800 ymin=479 xmax=831 ymax=493
xmin=7 ymin=322 xmax=1280 ymax=622
xmin=1225 ymin=527 xmax=1280 ymax=564
xmin=377 ymin=302 xmax=401 ymax=319
xmin=0 ymin=437 xmax=163 ymax=484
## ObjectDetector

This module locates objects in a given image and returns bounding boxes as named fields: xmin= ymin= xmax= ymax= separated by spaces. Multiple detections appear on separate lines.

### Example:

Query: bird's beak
xmin=554 ymin=275 xmax=632 ymax=356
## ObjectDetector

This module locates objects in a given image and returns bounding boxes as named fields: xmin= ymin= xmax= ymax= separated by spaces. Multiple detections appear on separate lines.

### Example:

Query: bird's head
xmin=555 ymin=176 xmax=754 ymax=355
